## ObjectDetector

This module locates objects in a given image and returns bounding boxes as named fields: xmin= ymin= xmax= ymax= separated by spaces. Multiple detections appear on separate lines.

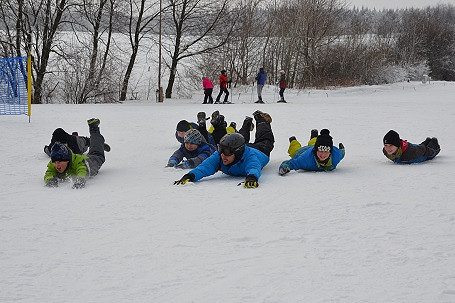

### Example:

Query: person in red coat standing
xmin=277 ymin=69 xmax=287 ymax=103
xmin=202 ymin=77 xmax=214 ymax=104
xmin=215 ymin=70 xmax=231 ymax=104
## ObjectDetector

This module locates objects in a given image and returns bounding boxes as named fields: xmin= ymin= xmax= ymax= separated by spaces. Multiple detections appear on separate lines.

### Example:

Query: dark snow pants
xmin=239 ymin=117 xmax=274 ymax=157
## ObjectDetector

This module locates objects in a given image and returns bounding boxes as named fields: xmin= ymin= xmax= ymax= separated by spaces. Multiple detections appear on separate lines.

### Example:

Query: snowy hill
xmin=1 ymin=81 xmax=455 ymax=302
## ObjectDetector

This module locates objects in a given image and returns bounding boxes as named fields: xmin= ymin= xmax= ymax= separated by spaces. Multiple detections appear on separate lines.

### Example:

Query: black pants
xmin=279 ymin=88 xmax=285 ymax=98
xmin=50 ymin=128 xmax=84 ymax=154
xmin=215 ymin=88 xmax=229 ymax=103
xmin=203 ymin=88 xmax=213 ymax=104
xmin=239 ymin=117 xmax=274 ymax=157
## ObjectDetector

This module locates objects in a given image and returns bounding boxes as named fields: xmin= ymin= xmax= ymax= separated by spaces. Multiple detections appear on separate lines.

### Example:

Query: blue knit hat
xmin=51 ymin=142 xmax=71 ymax=162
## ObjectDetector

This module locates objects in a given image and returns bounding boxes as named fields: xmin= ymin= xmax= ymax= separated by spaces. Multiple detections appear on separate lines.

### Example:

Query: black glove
xmin=174 ymin=173 xmax=195 ymax=185
xmin=46 ymin=177 xmax=58 ymax=188
xmin=72 ymin=178 xmax=86 ymax=189
xmin=339 ymin=143 xmax=344 ymax=150
xmin=289 ymin=136 xmax=296 ymax=143
xmin=244 ymin=174 xmax=259 ymax=188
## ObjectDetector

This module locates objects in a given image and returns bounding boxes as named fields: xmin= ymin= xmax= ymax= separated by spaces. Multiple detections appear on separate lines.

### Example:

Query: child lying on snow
xmin=382 ymin=130 xmax=440 ymax=164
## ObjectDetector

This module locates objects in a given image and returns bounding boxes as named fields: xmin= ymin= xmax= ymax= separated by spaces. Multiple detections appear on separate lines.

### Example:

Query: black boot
xmin=87 ymin=118 xmax=100 ymax=132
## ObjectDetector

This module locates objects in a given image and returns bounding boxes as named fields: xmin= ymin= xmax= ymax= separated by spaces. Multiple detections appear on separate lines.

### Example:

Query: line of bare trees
xmin=1 ymin=0 xmax=454 ymax=104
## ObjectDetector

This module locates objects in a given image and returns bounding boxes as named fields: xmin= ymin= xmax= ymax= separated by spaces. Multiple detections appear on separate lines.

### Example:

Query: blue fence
xmin=0 ymin=56 xmax=29 ymax=115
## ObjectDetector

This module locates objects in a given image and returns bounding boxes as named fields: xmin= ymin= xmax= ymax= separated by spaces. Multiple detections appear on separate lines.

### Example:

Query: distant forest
xmin=1 ymin=0 xmax=454 ymax=103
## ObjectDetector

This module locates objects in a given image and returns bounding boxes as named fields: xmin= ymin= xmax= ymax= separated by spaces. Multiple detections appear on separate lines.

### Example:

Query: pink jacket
xmin=202 ymin=78 xmax=214 ymax=89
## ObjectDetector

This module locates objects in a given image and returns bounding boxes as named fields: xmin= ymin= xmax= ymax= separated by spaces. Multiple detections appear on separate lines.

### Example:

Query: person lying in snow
xmin=174 ymin=110 xmax=274 ymax=188
xmin=44 ymin=118 xmax=107 ymax=189
xmin=174 ymin=110 xmax=236 ymax=146
xmin=166 ymin=129 xmax=216 ymax=169
xmin=279 ymin=129 xmax=345 ymax=175
xmin=382 ymin=130 xmax=440 ymax=164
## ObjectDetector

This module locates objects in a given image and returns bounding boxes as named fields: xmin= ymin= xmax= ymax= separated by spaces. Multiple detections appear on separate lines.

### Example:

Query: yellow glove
xmin=244 ymin=175 xmax=259 ymax=188
xmin=174 ymin=173 xmax=195 ymax=185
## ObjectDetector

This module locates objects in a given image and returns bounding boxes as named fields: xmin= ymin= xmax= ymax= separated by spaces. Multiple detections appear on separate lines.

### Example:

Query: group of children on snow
xmin=41 ymin=110 xmax=441 ymax=189
xmin=202 ymin=68 xmax=287 ymax=104
xmin=168 ymin=110 xmax=441 ymax=188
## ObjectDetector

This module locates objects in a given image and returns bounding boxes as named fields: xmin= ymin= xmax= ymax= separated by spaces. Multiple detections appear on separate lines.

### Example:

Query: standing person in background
xmin=202 ymin=77 xmax=214 ymax=104
xmin=215 ymin=70 xmax=231 ymax=104
xmin=277 ymin=69 xmax=287 ymax=103
xmin=255 ymin=67 xmax=267 ymax=104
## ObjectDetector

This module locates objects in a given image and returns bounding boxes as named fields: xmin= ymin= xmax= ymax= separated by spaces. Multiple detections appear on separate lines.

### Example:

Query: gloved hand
xmin=279 ymin=160 xmax=291 ymax=176
xmin=176 ymin=160 xmax=193 ymax=169
xmin=244 ymin=175 xmax=259 ymax=188
xmin=174 ymin=173 xmax=195 ymax=185
xmin=166 ymin=159 xmax=178 ymax=167
xmin=72 ymin=178 xmax=86 ymax=189
xmin=46 ymin=177 xmax=58 ymax=188
xmin=339 ymin=143 xmax=344 ymax=150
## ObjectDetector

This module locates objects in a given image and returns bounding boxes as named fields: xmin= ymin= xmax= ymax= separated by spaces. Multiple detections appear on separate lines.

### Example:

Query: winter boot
xmin=428 ymin=137 xmax=440 ymax=150
xmin=210 ymin=110 xmax=220 ymax=125
xmin=242 ymin=117 xmax=254 ymax=132
xmin=87 ymin=118 xmax=100 ymax=132
xmin=277 ymin=97 xmax=287 ymax=103
xmin=44 ymin=145 xmax=51 ymax=156
xmin=255 ymin=96 xmax=264 ymax=104
xmin=310 ymin=129 xmax=319 ymax=140
xmin=103 ymin=143 xmax=111 ymax=152
xmin=197 ymin=112 xmax=207 ymax=126
xmin=252 ymin=110 xmax=272 ymax=124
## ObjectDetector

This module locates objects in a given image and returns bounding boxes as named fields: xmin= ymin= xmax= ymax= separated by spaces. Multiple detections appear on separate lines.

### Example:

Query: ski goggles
xmin=317 ymin=145 xmax=331 ymax=152
xmin=218 ymin=146 xmax=234 ymax=156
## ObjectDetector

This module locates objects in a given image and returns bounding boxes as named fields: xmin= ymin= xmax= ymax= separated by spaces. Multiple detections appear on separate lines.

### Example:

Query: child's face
xmin=384 ymin=144 xmax=398 ymax=155
xmin=316 ymin=151 xmax=331 ymax=162
xmin=53 ymin=161 xmax=69 ymax=173
xmin=177 ymin=131 xmax=186 ymax=139
xmin=185 ymin=142 xmax=198 ymax=151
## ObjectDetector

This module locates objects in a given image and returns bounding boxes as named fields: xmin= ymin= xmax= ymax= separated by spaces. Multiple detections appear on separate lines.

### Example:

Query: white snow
xmin=1 ymin=81 xmax=455 ymax=303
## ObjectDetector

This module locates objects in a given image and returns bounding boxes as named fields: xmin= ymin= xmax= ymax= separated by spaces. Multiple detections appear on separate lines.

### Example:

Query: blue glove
xmin=176 ymin=160 xmax=192 ymax=169
xmin=279 ymin=160 xmax=292 ymax=176
xmin=166 ymin=159 xmax=178 ymax=167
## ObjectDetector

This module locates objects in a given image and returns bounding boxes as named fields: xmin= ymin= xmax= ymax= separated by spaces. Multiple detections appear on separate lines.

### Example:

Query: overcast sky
xmin=347 ymin=0 xmax=455 ymax=10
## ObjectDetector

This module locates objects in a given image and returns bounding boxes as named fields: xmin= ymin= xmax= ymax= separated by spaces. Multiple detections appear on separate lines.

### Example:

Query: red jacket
xmin=202 ymin=78 xmax=214 ymax=89
xmin=219 ymin=74 xmax=228 ymax=89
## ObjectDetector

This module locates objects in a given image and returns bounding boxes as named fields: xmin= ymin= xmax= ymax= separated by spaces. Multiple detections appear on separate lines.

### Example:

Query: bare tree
xmin=162 ymin=0 xmax=235 ymax=98
xmin=23 ymin=0 xmax=74 ymax=104
xmin=119 ymin=0 xmax=160 ymax=101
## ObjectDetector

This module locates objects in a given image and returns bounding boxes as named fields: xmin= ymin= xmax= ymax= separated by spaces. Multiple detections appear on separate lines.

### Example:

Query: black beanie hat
xmin=314 ymin=129 xmax=333 ymax=153
xmin=50 ymin=142 xmax=72 ymax=162
xmin=176 ymin=120 xmax=191 ymax=132
xmin=383 ymin=130 xmax=401 ymax=147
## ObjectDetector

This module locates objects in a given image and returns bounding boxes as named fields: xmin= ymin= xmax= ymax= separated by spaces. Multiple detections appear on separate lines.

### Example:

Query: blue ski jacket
xmin=285 ymin=145 xmax=345 ymax=171
xmin=256 ymin=71 xmax=267 ymax=85
xmin=189 ymin=146 xmax=270 ymax=181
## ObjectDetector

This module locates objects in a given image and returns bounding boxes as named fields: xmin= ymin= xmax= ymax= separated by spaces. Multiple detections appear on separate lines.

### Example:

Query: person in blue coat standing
xmin=255 ymin=67 xmax=267 ymax=103
xmin=174 ymin=110 xmax=274 ymax=188
xmin=279 ymin=129 xmax=345 ymax=175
